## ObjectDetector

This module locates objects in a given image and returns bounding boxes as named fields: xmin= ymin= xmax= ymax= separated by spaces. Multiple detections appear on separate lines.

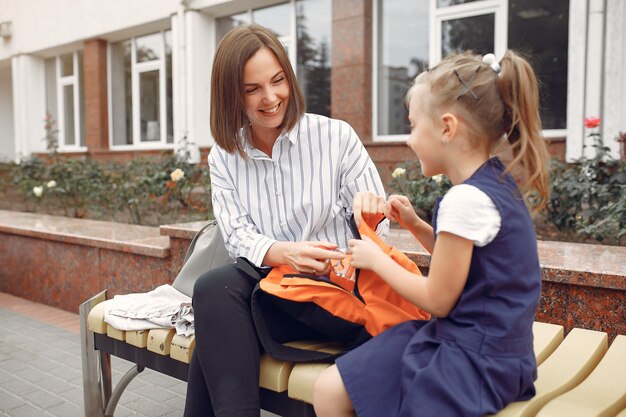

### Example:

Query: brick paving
xmin=0 ymin=293 xmax=278 ymax=417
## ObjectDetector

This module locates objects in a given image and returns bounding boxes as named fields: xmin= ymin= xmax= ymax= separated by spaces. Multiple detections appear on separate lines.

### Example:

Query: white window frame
xmin=214 ymin=1 xmax=298 ymax=74
xmin=373 ymin=0 xmax=574 ymax=143
xmin=56 ymin=51 xmax=85 ymax=152
xmin=430 ymin=0 xmax=507 ymax=66
xmin=108 ymin=30 xmax=173 ymax=150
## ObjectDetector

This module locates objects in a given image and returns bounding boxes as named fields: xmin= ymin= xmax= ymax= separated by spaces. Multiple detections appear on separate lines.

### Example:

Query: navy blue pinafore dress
xmin=336 ymin=158 xmax=541 ymax=417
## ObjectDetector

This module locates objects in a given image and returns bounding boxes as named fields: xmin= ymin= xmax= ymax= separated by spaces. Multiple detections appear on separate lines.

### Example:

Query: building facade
xmin=0 ymin=0 xmax=624 ymax=167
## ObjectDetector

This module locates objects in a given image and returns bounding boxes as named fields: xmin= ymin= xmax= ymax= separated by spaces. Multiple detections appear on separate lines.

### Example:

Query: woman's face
xmin=243 ymin=47 xmax=290 ymax=135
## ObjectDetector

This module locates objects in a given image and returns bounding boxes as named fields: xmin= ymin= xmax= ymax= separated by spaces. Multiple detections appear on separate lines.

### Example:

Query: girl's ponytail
xmin=496 ymin=51 xmax=550 ymax=212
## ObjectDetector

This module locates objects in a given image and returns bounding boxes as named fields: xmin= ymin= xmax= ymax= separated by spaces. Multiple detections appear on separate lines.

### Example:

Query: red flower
xmin=584 ymin=117 xmax=600 ymax=128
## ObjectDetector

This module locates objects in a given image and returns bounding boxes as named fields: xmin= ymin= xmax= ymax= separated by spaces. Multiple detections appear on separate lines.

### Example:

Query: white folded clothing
xmin=104 ymin=284 xmax=195 ymax=336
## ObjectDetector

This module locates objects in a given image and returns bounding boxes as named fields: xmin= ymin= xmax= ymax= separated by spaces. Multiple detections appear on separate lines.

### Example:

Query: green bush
xmin=387 ymin=162 xmax=452 ymax=223
xmin=6 ymin=152 xmax=212 ymax=226
xmin=388 ymin=133 xmax=625 ymax=245
xmin=545 ymin=133 xmax=625 ymax=245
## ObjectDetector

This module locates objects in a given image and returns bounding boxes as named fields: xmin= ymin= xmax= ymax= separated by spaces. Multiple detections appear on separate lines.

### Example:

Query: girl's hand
xmin=347 ymin=236 xmax=385 ymax=271
xmin=283 ymin=241 xmax=345 ymax=275
xmin=353 ymin=191 xmax=385 ymax=227
xmin=384 ymin=195 xmax=421 ymax=230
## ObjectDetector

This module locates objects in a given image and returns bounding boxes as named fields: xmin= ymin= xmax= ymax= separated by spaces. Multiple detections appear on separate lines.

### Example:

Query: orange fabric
xmin=259 ymin=219 xmax=431 ymax=337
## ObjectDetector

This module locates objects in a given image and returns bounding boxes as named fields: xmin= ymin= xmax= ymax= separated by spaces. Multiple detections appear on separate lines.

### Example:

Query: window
xmin=374 ymin=0 xmax=569 ymax=141
xmin=45 ymin=51 xmax=85 ymax=149
xmin=110 ymin=31 xmax=173 ymax=148
xmin=215 ymin=0 xmax=332 ymax=117
xmin=296 ymin=0 xmax=331 ymax=116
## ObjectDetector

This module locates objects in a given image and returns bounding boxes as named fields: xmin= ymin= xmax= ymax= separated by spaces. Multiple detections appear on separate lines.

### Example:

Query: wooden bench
xmin=80 ymin=293 xmax=626 ymax=417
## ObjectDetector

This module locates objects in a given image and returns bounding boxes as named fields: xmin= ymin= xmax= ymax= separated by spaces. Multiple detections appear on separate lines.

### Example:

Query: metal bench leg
xmin=80 ymin=290 xmax=108 ymax=417
xmin=104 ymin=364 xmax=145 ymax=416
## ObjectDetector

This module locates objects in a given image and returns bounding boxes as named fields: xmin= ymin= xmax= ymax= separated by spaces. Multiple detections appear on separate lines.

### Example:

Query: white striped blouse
xmin=208 ymin=113 xmax=388 ymax=267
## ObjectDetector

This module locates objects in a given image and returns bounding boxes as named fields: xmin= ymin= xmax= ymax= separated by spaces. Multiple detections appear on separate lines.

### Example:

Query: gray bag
xmin=171 ymin=220 xmax=233 ymax=297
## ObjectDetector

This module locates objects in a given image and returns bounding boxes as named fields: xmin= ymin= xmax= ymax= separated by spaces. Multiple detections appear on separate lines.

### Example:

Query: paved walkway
xmin=0 ymin=292 xmax=277 ymax=417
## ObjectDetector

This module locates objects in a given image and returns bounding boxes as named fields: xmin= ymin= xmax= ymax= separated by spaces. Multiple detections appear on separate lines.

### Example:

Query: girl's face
xmin=406 ymin=85 xmax=445 ymax=177
xmin=243 ymin=47 xmax=290 ymax=135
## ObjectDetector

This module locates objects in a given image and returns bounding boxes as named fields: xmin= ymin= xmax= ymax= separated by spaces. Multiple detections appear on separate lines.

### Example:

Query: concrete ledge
xmin=0 ymin=210 xmax=170 ymax=258
xmin=0 ymin=210 xmax=176 ymax=313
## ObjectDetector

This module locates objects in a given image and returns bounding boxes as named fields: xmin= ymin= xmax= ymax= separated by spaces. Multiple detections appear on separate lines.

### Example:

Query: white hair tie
xmin=482 ymin=53 xmax=501 ymax=75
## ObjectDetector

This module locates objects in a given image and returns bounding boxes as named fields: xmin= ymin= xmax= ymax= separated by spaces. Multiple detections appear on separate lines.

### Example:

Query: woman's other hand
xmin=353 ymin=191 xmax=385 ymax=227
xmin=266 ymin=241 xmax=345 ymax=275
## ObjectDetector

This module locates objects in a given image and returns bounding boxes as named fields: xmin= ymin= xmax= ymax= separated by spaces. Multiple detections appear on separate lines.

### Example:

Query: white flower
xmin=47 ymin=180 xmax=57 ymax=188
xmin=170 ymin=168 xmax=185 ymax=182
xmin=432 ymin=174 xmax=443 ymax=185
xmin=33 ymin=186 xmax=43 ymax=197
xmin=391 ymin=167 xmax=406 ymax=178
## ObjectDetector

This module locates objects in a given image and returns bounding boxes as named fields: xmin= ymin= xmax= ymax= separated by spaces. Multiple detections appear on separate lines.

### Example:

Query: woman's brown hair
xmin=410 ymin=50 xmax=550 ymax=212
xmin=210 ymin=24 xmax=305 ymax=156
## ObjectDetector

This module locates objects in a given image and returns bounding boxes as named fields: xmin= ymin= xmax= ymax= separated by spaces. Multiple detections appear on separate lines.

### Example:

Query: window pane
xmin=509 ymin=1 xmax=569 ymax=130
xmin=63 ymin=85 xmax=75 ymax=146
xmin=136 ymin=32 xmax=161 ymax=63
xmin=78 ymin=50 xmax=85 ymax=147
xmin=60 ymin=53 xmax=73 ymax=77
xmin=45 ymin=58 xmax=57 ymax=125
xmin=442 ymin=14 xmax=494 ymax=57
xmin=111 ymin=40 xmax=133 ymax=145
xmin=377 ymin=0 xmax=429 ymax=135
xmin=253 ymin=2 xmax=290 ymax=38
xmin=216 ymin=12 xmax=249 ymax=41
xmin=296 ymin=0 xmax=331 ymax=116
xmin=140 ymin=70 xmax=160 ymax=142
xmin=165 ymin=31 xmax=174 ymax=143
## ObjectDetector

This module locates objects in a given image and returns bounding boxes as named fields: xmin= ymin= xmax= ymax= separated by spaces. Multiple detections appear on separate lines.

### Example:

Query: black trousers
xmin=183 ymin=262 xmax=319 ymax=417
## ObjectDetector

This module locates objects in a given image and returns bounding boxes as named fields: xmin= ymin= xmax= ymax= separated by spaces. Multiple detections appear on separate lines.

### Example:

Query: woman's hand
xmin=270 ymin=241 xmax=345 ymax=275
xmin=384 ymin=195 xmax=421 ymax=230
xmin=353 ymin=191 xmax=385 ymax=227
xmin=347 ymin=236 xmax=385 ymax=271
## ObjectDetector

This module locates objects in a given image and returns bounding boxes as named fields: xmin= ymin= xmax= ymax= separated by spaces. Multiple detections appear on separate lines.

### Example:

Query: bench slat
xmin=107 ymin=326 xmax=125 ymax=341
xmin=615 ymin=409 xmax=626 ymax=417
xmin=287 ymin=344 xmax=342 ymax=403
xmin=147 ymin=328 xmax=176 ymax=355
xmin=288 ymin=363 xmax=332 ymax=403
xmin=125 ymin=330 xmax=149 ymax=349
xmin=259 ymin=340 xmax=336 ymax=393
xmin=493 ymin=328 xmax=608 ymax=417
xmin=87 ymin=302 xmax=107 ymax=334
xmin=536 ymin=335 xmax=626 ymax=417
xmin=532 ymin=322 xmax=564 ymax=366
xmin=170 ymin=334 xmax=195 ymax=363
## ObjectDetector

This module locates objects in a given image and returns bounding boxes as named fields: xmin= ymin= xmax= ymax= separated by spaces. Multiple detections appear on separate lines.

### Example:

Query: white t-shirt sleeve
xmin=436 ymin=184 xmax=501 ymax=247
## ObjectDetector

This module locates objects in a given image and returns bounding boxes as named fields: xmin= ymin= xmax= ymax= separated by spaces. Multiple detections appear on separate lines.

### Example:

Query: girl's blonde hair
xmin=210 ymin=24 xmax=305 ymax=157
xmin=410 ymin=50 xmax=550 ymax=211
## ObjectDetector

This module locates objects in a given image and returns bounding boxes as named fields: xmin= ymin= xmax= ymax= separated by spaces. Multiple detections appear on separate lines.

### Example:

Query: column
xmin=11 ymin=54 xmax=46 ymax=158
xmin=83 ymin=39 xmax=109 ymax=153
xmin=331 ymin=0 xmax=372 ymax=141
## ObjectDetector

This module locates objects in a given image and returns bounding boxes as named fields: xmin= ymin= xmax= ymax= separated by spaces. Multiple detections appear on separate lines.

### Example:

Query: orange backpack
xmin=249 ymin=216 xmax=431 ymax=362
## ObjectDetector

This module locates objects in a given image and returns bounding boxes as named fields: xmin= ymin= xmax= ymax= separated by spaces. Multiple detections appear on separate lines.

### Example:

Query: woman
xmin=183 ymin=24 xmax=387 ymax=417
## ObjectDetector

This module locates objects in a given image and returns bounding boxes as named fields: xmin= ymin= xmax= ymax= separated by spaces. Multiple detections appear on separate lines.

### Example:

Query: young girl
xmin=313 ymin=50 xmax=550 ymax=417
